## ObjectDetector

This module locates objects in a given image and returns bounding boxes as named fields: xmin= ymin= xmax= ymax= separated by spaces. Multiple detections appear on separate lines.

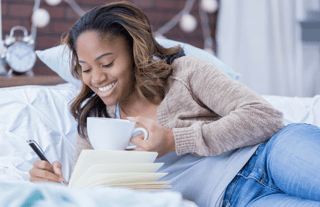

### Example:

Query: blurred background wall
xmin=217 ymin=0 xmax=320 ymax=97
xmin=1 ymin=0 xmax=218 ymax=76
xmin=2 ymin=0 xmax=319 ymax=97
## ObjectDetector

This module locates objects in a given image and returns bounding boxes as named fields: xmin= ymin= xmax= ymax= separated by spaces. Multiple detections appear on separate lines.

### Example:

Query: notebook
xmin=68 ymin=150 xmax=170 ymax=190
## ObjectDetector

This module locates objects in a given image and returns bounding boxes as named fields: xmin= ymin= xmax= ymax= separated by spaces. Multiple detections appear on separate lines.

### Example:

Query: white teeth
xmin=98 ymin=82 xmax=116 ymax=92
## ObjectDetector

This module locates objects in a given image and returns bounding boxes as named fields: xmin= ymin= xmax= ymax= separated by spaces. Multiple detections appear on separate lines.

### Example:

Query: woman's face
xmin=76 ymin=31 xmax=135 ymax=106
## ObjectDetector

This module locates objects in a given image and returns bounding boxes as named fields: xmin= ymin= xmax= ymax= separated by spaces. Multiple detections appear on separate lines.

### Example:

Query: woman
xmin=29 ymin=2 xmax=320 ymax=206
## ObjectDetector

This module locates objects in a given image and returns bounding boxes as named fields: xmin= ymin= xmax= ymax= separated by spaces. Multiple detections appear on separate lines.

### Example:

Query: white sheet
xmin=0 ymin=83 xmax=79 ymax=182
xmin=262 ymin=95 xmax=320 ymax=127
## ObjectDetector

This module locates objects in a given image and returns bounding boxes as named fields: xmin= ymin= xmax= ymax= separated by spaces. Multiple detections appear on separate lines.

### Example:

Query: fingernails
xmin=126 ymin=117 xmax=135 ymax=121
xmin=55 ymin=168 xmax=62 ymax=175
xmin=59 ymin=177 xmax=64 ymax=182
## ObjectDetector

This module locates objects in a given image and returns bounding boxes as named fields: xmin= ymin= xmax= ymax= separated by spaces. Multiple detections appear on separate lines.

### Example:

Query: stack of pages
xmin=68 ymin=150 xmax=170 ymax=190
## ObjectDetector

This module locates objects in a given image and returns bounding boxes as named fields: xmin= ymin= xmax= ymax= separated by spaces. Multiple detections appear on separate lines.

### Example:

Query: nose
xmin=91 ymin=67 xmax=107 ymax=86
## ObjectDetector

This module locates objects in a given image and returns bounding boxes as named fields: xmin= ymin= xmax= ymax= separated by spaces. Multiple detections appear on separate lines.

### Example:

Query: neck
xmin=119 ymin=90 xmax=152 ymax=116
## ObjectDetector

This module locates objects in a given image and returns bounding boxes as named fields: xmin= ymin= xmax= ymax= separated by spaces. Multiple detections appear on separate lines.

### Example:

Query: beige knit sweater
xmin=72 ymin=56 xmax=285 ymax=167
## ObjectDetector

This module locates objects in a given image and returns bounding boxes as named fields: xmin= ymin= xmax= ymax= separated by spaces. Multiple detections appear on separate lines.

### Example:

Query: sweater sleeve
xmin=71 ymin=108 xmax=115 ymax=174
xmin=172 ymin=57 xmax=285 ymax=156
xmin=71 ymin=133 xmax=93 ymax=173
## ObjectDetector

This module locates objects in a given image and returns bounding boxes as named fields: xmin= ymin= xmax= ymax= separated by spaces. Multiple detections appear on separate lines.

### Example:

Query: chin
xmin=101 ymin=98 xmax=117 ymax=107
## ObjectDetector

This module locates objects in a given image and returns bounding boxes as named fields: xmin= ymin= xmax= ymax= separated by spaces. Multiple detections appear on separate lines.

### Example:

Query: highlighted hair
xmin=63 ymin=1 xmax=185 ymax=138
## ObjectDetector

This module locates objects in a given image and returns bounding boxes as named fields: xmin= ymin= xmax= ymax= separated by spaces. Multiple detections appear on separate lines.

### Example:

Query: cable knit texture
xmin=72 ymin=56 xmax=285 ymax=167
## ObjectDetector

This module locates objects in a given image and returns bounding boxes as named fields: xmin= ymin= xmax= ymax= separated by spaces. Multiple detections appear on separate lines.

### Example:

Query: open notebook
xmin=68 ymin=150 xmax=170 ymax=190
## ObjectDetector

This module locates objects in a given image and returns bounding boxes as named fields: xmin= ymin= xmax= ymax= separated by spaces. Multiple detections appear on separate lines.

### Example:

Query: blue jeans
xmin=222 ymin=123 xmax=320 ymax=207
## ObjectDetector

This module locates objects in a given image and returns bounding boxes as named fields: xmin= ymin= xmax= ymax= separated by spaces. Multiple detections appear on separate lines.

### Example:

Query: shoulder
xmin=172 ymin=56 xmax=220 ymax=72
xmin=174 ymin=54 xmax=219 ymax=65
xmin=171 ymin=56 xmax=223 ymax=78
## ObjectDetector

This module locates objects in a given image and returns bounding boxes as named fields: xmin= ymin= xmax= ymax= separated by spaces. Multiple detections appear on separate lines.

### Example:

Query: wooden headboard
xmin=0 ymin=76 xmax=67 ymax=88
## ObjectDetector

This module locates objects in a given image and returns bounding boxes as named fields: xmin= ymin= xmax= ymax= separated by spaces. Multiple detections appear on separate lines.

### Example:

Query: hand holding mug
xmin=126 ymin=116 xmax=175 ymax=158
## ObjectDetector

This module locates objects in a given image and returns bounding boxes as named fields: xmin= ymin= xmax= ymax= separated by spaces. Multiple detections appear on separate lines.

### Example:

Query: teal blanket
xmin=0 ymin=181 xmax=196 ymax=207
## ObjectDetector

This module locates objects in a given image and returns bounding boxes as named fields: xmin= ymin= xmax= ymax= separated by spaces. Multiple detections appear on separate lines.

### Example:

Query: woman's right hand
xmin=29 ymin=160 xmax=65 ymax=183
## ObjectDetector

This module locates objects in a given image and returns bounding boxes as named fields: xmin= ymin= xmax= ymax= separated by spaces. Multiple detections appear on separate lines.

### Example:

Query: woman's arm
xmin=71 ymin=134 xmax=93 ymax=172
xmin=172 ymin=56 xmax=285 ymax=156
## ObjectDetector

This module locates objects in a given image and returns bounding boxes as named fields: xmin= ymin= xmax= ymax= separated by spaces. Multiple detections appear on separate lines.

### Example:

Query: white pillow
xmin=36 ymin=45 xmax=82 ymax=88
xmin=35 ymin=38 xmax=240 ymax=86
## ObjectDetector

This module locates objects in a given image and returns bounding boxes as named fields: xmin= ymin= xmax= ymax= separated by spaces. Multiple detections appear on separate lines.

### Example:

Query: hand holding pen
xmin=27 ymin=140 xmax=66 ymax=186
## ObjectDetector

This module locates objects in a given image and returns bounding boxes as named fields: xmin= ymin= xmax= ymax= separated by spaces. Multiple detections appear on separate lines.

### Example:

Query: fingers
xmin=29 ymin=160 xmax=64 ymax=183
xmin=127 ymin=116 xmax=152 ymax=149
xmin=126 ymin=116 xmax=154 ymax=128
xmin=29 ymin=167 xmax=62 ymax=182
xmin=130 ymin=133 xmax=146 ymax=149
xmin=30 ymin=176 xmax=57 ymax=182
xmin=52 ymin=161 xmax=65 ymax=182
xmin=33 ymin=160 xmax=54 ymax=171
xmin=126 ymin=116 xmax=174 ymax=157
xmin=52 ymin=161 xmax=63 ymax=176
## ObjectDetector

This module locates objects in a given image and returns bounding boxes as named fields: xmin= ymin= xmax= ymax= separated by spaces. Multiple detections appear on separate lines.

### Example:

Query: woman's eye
xmin=82 ymin=69 xmax=91 ymax=73
xmin=102 ymin=61 xmax=113 ymax=68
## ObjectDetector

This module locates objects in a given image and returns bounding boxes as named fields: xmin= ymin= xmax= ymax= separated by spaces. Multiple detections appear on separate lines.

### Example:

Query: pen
xmin=27 ymin=140 xmax=65 ymax=186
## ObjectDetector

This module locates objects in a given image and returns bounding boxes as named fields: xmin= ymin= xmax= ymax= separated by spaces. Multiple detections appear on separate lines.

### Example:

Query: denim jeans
xmin=222 ymin=123 xmax=320 ymax=207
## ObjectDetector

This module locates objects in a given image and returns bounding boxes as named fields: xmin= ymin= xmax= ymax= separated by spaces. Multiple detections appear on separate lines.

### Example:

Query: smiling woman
xmin=63 ymin=2 xmax=184 ymax=138
xmin=27 ymin=2 xmax=320 ymax=207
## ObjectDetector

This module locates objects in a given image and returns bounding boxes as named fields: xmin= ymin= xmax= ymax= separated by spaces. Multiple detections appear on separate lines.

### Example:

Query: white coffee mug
xmin=87 ymin=117 xmax=148 ymax=150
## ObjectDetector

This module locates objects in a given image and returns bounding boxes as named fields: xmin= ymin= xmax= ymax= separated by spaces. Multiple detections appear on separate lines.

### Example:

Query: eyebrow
xmin=78 ymin=52 xmax=113 ymax=64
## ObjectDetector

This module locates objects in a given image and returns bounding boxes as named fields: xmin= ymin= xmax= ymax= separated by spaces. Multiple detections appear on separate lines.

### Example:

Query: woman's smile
xmin=96 ymin=80 xmax=118 ymax=97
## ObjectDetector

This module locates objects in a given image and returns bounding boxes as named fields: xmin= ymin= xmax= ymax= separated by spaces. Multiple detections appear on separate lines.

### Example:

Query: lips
xmin=98 ymin=81 xmax=117 ymax=92
xmin=95 ymin=80 xmax=118 ymax=96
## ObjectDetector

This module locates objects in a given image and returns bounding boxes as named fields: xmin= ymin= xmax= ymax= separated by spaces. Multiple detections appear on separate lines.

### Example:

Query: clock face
xmin=6 ymin=42 xmax=37 ymax=73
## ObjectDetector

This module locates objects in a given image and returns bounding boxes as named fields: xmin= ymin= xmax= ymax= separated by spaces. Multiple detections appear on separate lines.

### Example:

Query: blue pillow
xmin=35 ymin=38 xmax=240 ymax=88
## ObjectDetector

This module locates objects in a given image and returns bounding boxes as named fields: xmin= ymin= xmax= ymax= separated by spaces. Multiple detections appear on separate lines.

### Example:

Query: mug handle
xmin=126 ymin=127 xmax=148 ymax=149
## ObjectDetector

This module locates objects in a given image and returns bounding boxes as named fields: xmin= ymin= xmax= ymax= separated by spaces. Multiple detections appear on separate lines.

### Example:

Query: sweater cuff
xmin=173 ymin=126 xmax=197 ymax=155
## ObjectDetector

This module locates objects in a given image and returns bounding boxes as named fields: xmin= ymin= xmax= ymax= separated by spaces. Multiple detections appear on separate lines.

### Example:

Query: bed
xmin=0 ymin=38 xmax=319 ymax=207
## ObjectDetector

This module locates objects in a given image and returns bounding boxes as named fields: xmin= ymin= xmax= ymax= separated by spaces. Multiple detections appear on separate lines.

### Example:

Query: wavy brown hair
xmin=62 ymin=1 xmax=185 ymax=138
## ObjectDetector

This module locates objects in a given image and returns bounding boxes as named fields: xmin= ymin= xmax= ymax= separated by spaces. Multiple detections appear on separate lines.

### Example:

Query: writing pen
xmin=27 ymin=140 xmax=65 ymax=186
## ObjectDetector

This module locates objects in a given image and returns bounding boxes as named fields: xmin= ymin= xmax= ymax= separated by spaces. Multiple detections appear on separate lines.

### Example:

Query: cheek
xmin=81 ymin=73 xmax=91 ymax=86
xmin=120 ymin=70 xmax=134 ymax=89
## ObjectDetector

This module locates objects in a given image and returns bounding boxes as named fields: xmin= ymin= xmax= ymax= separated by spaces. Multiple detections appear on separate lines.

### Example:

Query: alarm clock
xmin=3 ymin=26 xmax=36 ymax=76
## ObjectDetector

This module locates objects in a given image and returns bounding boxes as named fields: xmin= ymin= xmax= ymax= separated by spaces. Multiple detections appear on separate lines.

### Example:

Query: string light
xmin=200 ymin=0 xmax=219 ymax=13
xmin=199 ymin=0 xmax=215 ymax=55
xmin=154 ymin=0 xmax=197 ymax=37
xmin=28 ymin=0 xmax=218 ymax=53
xmin=29 ymin=0 xmax=85 ymax=45
xmin=31 ymin=8 xmax=50 ymax=28
xmin=155 ymin=0 xmax=218 ymax=52
xmin=64 ymin=0 xmax=86 ymax=17
xmin=45 ymin=0 xmax=62 ymax=6
xmin=179 ymin=14 xmax=197 ymax=33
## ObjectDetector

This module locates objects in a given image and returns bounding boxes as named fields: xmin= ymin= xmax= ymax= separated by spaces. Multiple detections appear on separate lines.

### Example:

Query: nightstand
xmin=0 ymin=75 xmax=66 ymax=88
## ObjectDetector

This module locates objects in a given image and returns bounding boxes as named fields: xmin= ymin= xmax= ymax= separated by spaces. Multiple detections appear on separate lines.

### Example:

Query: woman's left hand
xmin=126 ymin=116 xmax=175 ymax=158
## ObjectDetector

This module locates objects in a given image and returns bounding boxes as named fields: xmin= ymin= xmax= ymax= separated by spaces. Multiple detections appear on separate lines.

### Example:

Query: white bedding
xmin=262 ymin=95 xmax=320 ymax=127
xmin=0 ymin=84 xmax=79 ymax=182
xmin=0 ymin=83 xmax=319 ymax=206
